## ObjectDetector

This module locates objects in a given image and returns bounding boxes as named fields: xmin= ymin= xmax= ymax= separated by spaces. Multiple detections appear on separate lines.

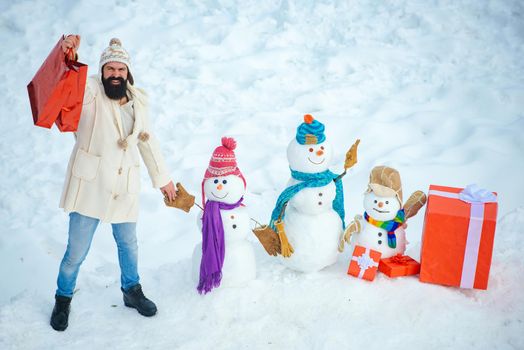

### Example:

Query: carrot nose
xmin=378 ymin=202 xmax=384 ymax=208
xmin=316 ymin=150 xmax=324 ymax=156
xmin=217 ymin=184 xmax=223 ymax=190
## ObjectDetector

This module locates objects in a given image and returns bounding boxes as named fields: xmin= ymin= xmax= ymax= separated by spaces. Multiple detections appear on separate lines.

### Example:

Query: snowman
xmin=340 ymin=166 xmax=426 ymax=258
xmin=192 ymin=137 xmax=256 ymax=294
xmin=269 ymin=115 xmax=359 ymax=272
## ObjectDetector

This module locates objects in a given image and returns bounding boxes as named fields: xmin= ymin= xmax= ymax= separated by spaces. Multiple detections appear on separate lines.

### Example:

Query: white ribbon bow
xmin=459 ymin=184 xmax=497 ymax=204
xmin=357 ymin=254 xmax=376 ymax=271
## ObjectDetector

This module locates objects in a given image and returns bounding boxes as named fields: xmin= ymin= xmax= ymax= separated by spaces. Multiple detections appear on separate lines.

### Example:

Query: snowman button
xmin=378 ymin=240 xmax=382 ymax=245
xmin=378 ymin=232 xmax=382 ymax=237
xmin=230 ymin=215 xmax=235 ymax=219
xmin=232 ymin=224 xmax=237 ymax=229
xmin=318 ymin=192 xmax=323 ymax=197
xmin=318 ymin=201 xmax=322 ymax=205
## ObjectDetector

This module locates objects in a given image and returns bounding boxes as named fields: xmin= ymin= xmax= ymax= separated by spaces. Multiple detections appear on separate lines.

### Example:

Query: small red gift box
xmin=347 ymin=245 xmax=381 ymax=281
xmin=378 ymin=254 xmax=420 ymax=277
xmin=419 ymin=185 xmax=497 ymax=290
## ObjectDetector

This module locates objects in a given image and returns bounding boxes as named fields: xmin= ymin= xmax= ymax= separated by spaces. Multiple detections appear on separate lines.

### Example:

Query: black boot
xmin=121 ymin=284 xmax=157 ymax=317
xmin=50 ymin=295 xmax=72 ymax=331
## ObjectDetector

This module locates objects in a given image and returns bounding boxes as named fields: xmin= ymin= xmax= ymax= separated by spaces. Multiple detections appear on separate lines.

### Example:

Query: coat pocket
xmin=72 ymin=149 xmax=101 ymax=181
xmin=127 ymin=165 xmax=141 ymax=194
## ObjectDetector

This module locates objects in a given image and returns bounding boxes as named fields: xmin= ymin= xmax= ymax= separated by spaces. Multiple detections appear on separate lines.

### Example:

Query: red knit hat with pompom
xmin=202 ymin=137 xmax=246 ymax=206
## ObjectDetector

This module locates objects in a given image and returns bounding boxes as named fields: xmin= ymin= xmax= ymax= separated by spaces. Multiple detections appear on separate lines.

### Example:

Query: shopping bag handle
xmin=65 ymin=48 xmax=80 ymax=72
xmin=65 ymin=48 xmax=76 ymax=63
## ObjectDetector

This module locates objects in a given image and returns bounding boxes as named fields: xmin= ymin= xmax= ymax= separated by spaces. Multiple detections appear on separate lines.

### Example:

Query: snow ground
xmin=0 ymin=0 xmax=523 ymax=349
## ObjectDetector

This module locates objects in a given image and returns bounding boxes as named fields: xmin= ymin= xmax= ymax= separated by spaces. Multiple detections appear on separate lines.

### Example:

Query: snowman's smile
xmin=307 ymin=157 xmax=325 ymax=165
xmin=373 ymin=208 xmax=390 ymax=214
xmin=211 ymin=192 xmax=228 ymax=199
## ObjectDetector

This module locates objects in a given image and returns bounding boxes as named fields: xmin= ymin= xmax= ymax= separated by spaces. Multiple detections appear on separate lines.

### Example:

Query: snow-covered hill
xmin=1 ymin=1 xmax=523 ymax=349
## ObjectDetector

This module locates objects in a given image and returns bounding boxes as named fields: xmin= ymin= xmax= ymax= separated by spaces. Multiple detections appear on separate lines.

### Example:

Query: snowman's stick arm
xmin=250 ymin=218 xmax=263 ymax=227
xmin=337 ymin=139 xmax=360 ymax=183
xmin=278 ymin=202 xmax=288 ymax=220
xmin=334 ymin=170 xmax=347 ymax=182
xmin=252 ymin=199 xmax=288 ymax=227
xmin=333 ymin=139 xmax=360 ymax=182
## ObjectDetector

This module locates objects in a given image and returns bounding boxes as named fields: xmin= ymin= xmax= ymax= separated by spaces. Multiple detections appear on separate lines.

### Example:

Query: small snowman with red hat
xmin=191 ymin=137 xmax=256 ymax=294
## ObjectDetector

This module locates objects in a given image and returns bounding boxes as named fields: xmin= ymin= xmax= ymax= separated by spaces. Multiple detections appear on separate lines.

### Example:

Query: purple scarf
xmin=197 ymin=197 xmax=243 ymax=294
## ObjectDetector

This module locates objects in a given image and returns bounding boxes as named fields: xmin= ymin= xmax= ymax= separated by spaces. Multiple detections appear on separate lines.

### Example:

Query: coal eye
xmin=309 ymin=148 xmax=314 ymax=152
xmin=321 ymin=146 xmax=324 ymax=150
xmin=213 ymin=179 xmax=219 ymax=184
xmin=385 ymin=201 xmax=389 ymax=204
xmin=222 ymin=180 xmax=227 ymax=184
xmin=374 ymin=200 xmax=377 ymax=203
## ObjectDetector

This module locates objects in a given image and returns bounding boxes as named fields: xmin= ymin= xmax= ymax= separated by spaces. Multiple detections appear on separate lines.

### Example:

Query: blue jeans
xmin=56 ymin=212 xmax=140 ymax=297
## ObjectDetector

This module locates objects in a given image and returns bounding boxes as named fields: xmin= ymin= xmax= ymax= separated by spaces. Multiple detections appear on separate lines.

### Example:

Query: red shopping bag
xmin=55 ymin=59 xmax=87 ymax=132
xmin=27 ymin=36 xmax=87 ymax=132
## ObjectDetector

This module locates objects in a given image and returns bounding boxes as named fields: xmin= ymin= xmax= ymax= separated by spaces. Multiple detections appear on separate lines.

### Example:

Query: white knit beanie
xmin=99 ymin=38 xmax=131 ymax=73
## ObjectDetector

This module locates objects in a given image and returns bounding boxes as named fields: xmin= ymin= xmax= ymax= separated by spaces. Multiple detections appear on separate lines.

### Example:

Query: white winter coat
xmin=59 ymin=76 xmax=170 ymax=223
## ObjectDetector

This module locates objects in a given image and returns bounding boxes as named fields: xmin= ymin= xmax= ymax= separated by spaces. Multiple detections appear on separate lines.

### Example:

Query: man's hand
xmin=61 ymin=34 xmax=81 ymax=58
xmin=160 ymin=181 xmax=177 ymax=202
xmin=164 ymin=183 xmax=195 ymax=213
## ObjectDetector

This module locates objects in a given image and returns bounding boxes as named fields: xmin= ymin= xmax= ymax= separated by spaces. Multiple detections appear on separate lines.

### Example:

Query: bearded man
xmin=49 ymin=36 xmax=177 ymax=331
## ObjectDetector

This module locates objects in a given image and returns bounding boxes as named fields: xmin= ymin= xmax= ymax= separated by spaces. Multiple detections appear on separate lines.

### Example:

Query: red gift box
xmin=379 ymin=255 xmax=420 ymax=277
xmin=419 ymin=185 xmax=497 ymax=290
xmin=347 ymin=245 xmax=381 ymax=281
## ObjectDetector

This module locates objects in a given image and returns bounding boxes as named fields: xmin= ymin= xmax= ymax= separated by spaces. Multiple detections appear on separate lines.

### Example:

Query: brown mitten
xmin=275 ymin=220 xmax=294 ymax=258
xmin=164 ymin=182 xmax=195 ymax=213
xmin=344 ymin=139 xmax=361 ymax=170
xmin=338 ymin=216 xmax=362 ymax=252
xmin=404 ymin=190 xmax=427 ymax=219
xmin=252 ymin=225 xmax=281 ymax=256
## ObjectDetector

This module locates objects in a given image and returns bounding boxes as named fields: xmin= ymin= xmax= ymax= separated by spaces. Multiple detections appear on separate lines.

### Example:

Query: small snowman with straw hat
xmin=339 ymin=165 xmax=427 ymax=258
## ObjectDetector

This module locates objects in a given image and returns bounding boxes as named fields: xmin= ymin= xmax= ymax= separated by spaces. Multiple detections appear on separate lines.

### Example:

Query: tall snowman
xmin=269 ymin=115 xmax=358 ymax=272
xmin=192 ymin=137 xmax=256 ymax=294
xmin=341 ymin=166 xmax=426 ymax=258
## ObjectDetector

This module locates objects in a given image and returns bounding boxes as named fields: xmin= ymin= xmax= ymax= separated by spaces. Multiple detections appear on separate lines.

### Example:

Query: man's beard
xmin=102 ymin=76 xmax=128 ymax=100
